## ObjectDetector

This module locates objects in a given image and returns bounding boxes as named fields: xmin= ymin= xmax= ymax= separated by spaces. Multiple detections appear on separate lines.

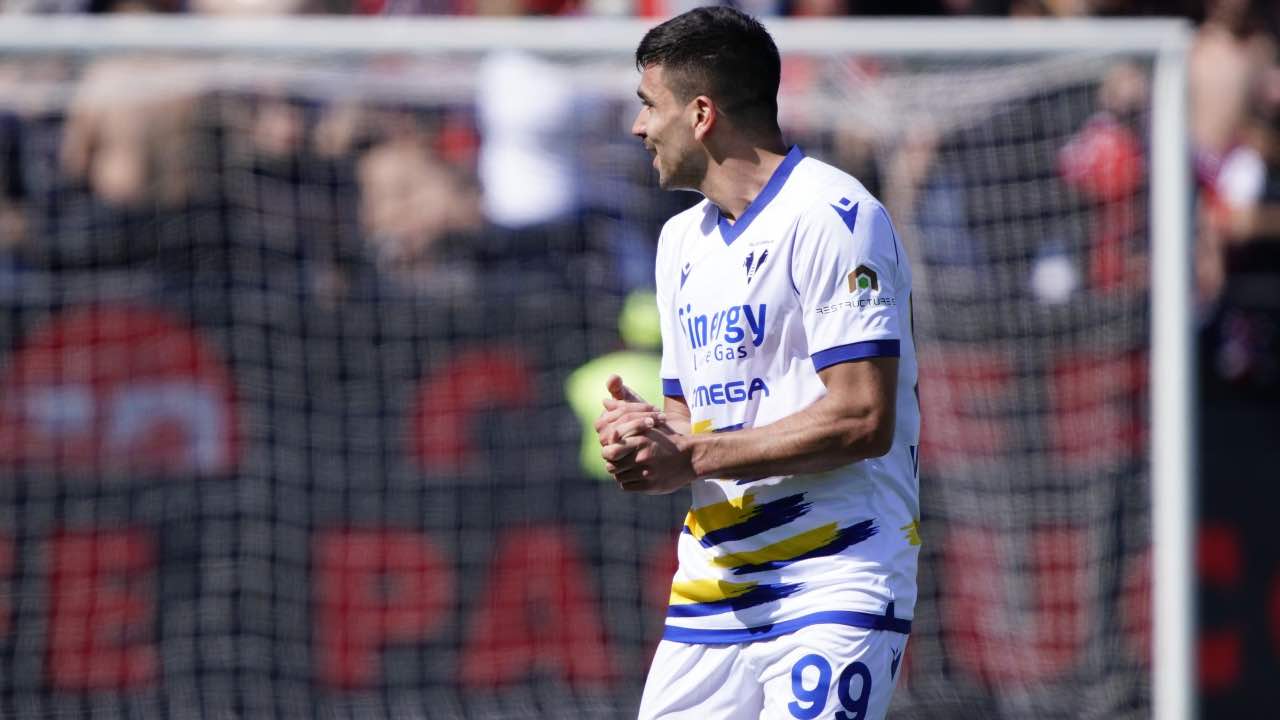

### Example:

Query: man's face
xmin=632 ymin=64 xmax=706 ymax=191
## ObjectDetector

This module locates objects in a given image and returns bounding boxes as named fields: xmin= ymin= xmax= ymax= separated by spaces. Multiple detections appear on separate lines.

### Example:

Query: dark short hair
xmin=635 ymin=6 xmax=781 ymax=134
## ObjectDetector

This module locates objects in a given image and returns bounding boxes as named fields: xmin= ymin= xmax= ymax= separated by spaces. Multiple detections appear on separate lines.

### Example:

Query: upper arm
xmin=791 ymin=198 xmax=906 ymax=456
xmin=817 ymin=357 xmax=898 ymax=455
xmin=817 ymin=357 xmax=897 ymax=418
xmin=792 ymin=198 xmax=906 ymax=370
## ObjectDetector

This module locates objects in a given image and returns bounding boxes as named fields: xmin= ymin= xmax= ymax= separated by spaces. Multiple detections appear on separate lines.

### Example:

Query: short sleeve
xmin=654 ymin=228 xmax=684 ymax=398
xmin=791 ymin=198 xmax=905 ymax=372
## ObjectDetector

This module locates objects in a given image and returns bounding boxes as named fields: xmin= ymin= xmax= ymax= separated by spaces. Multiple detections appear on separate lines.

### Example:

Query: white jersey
xmin=655 ymin=147 xmax=920 ymax=644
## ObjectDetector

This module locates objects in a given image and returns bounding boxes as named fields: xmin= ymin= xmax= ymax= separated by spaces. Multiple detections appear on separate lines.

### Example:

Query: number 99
xmin=786 ymin=654 xmax=872 ymax=720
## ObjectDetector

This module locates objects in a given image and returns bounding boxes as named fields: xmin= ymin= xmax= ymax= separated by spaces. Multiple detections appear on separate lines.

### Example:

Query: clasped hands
xmin=594 ymin=375 xmax=696 ymax=494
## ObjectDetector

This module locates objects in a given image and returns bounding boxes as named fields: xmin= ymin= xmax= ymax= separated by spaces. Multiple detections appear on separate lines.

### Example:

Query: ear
xmin=690 ymin=95 xmax=717 ymax=141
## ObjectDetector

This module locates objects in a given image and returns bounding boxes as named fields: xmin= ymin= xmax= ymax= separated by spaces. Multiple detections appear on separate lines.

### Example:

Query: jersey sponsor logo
xmin=848 ymin=264 xmax=879 ymax=292
xmin=689 ymin=377 xmax=770 ymax=407
xmin=815 ymin=263 xmax=892 ymax=316
xmin=677 ymin=303 xmax=767 ymax=350
xmin=814 ymin=296 xmax=896 ymax=316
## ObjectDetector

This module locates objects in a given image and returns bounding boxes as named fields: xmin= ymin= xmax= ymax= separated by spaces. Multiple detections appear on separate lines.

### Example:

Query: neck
xmin=699 ymin=137 xmax=790 ymax=222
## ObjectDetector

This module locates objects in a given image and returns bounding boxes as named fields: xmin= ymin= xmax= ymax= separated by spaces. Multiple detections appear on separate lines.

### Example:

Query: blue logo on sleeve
xmin=831 ymin=197 xmax=858 ymax=234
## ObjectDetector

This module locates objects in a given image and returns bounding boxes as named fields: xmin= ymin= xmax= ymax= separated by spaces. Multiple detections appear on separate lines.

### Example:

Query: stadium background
xmin=0 ymin=1 xmax=1276 ymax=719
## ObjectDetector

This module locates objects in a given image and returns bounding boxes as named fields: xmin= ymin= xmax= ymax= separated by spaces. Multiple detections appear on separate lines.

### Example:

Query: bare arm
xmin=603 ymin=357 xmax=897 ymax=492
xmin=661 ymin=394 xmax=692 ymax=436
xmin=682 ymin=357 xmax=896 ymax=480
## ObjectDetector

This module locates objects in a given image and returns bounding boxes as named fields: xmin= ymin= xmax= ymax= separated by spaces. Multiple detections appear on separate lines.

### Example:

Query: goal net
xmin=0 ymin=17 xmax=1190 ymax=719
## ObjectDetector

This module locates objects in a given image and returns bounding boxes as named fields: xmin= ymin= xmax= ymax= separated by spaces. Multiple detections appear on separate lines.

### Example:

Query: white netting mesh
xmin=0 ymin=27 xmax=1163 ymax=719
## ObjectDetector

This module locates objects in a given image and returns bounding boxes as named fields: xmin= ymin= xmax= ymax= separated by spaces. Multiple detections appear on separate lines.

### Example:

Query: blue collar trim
xmin=717 ymin=145 xmax=804 ymax=246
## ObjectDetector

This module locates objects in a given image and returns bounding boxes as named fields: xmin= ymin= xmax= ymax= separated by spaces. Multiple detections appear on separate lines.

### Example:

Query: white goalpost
xmin=0 ymin=16 xmax=1193 ymax=720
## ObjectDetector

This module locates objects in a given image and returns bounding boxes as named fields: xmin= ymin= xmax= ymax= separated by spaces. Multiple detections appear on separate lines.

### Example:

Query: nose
xmin=631 ymin=109 xmax=646 ymax=140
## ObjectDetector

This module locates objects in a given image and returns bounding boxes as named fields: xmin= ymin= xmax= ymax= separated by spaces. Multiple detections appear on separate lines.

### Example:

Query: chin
xmin=655 ymin=167 xmax=677 ymax=190
xmin=657 ymin=155 xmax=704 ymax=193
xmin=660 ymin=174 xmax=700 ymax=193
xmin=655 ymin=163 xmax=688 ymax=191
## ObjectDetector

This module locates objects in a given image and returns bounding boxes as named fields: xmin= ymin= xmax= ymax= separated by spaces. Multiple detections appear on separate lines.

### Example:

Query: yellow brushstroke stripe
xmin=901 ymin=519 xmax=922 ymax=546
xmin=684 ymin=494 xmax=757 ymax=540
xmin=691 ymin=419 xmax=714 ymax=434
xmin=669 ymin=579 xmax=758 ymax=605
xmin=712 ymin=523 xmax=840 ymax=569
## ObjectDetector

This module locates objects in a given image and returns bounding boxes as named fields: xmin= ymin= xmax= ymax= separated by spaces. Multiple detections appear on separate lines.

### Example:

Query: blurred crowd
xmin=0 ymin=0 xmax=1276 ymax=395
xmin=0 ymin=0 xmax=1232 ymax=17
xmin=1191 ymin=0 xmax=1280 ymax=395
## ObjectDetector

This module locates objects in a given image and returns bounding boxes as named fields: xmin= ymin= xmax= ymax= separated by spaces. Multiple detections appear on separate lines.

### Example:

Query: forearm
xmin=664 ymin=415 xmax=692 ymax=436
xmin=661 ymin=395 xmax=692 ymax=436
xmin=678 ymin=394 xmax=892 ymax=481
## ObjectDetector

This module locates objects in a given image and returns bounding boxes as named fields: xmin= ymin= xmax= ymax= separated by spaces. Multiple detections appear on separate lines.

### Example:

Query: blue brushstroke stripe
xmin=663 ymin=609 xmax=912 ymax=644
xmin=812 ymin=340 xmax=900 ymax=372
xmin=662 ymin=378 xmax=683 ymax=397
xmin=713 ymin=422 xmax=745 ymax=433
xmin=728 ymin=519 xmax=879 ymax=576
xmin=695 ymin=494 xmax=811 ymax=549
xmin=666 ymin=582 xmax=802 ymax=618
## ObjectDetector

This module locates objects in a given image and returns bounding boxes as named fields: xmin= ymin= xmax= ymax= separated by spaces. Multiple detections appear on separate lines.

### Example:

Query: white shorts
xmin=637 ymin=624 xmax=906 ymax=720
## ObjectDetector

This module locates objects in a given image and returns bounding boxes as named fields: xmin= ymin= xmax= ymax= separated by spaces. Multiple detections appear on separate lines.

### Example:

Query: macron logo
xmin=680 ymin=262 xmax=692 ymax=289
xmin=831 ymin=197 xmax=858 ymax=234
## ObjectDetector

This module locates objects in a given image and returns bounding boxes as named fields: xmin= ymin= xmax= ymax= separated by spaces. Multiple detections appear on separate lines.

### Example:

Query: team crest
xmin=744 ymin=250 xmax=768 ymax=284
xmin=848 ymin=264 xmax=879 ymax=292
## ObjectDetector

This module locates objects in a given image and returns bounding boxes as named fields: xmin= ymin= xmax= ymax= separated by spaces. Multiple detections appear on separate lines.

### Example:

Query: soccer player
xmin=594 ymin=7 xmax=920 ymax=719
